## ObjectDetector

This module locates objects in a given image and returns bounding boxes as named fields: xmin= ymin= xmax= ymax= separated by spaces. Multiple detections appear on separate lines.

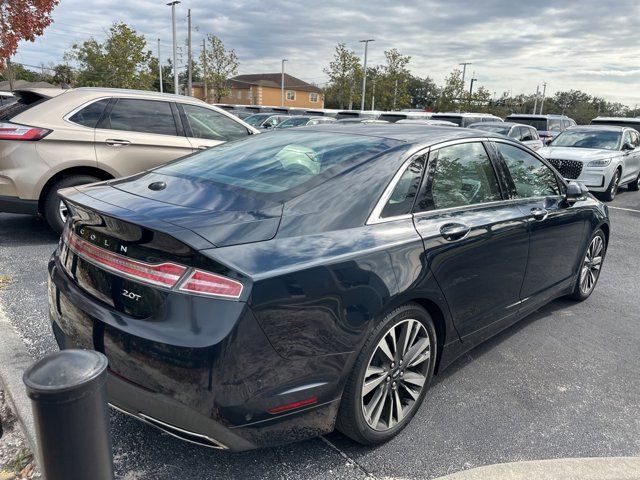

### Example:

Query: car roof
xmin=568 ymin=125 xmax=626 ymax=132
xmin=507 ymin=114 xmax=569 ymax=119
xmin=592 ymin=117 xmax=640 ymax=122
xmin=303 ymin=123 xmax=501 ymax=144
xmin=433 ymin=112 xmax=500 ymax=118
xmin=70 ymin=87 xmax=207 ymax=104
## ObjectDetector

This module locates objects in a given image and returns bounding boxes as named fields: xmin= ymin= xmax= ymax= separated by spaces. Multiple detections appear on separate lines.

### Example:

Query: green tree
xmin=67 ymin=22 xmax=154 ymax=89
xmin=200 ymin=34 xmax=238 ymax=103
xmin=52 ymin=64 xmax=75 ymax=86
xmin=323 ymin=43 xmax=362 ymax=109
xmin=373 ymin=48 xmax=411 ymax=110
xmin=407 ymin=75 xmax=440 ymax=109
xmin=437 ymin=69 xmax=464 ymax=111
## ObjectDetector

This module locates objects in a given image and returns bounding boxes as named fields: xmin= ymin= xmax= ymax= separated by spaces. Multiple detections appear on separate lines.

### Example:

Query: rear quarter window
xmin=68 ymin=99 xmax=110 ymax=128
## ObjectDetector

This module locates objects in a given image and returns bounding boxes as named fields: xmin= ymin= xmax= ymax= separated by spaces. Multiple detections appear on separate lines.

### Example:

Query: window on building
xmin=286 ymin=90 xmax=296 ymax=101
xmin=309 ymin=92 xmax=319 ymax=103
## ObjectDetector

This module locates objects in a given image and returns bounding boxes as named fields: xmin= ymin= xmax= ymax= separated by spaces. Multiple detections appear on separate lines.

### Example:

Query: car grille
xmin=547 ymin=159 xmax=583 ymax=179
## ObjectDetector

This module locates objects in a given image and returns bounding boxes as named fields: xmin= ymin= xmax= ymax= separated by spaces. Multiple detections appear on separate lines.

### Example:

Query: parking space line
xmin=609 ymin=206 xmax=640 ymax=214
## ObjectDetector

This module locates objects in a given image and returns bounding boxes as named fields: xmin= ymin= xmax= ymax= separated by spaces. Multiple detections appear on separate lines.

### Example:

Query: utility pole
xmin=7 ymin=59 xmax=13 ymax=91
xmin=202 ymin=38 xmax=208 ymax=103
xmin=359 ymin=39 xmax=374 ymax=111
xmin=533 ymin=85 xmax=540 ymax=114
xmin=281 ymin=59 xmax=287 ymax=106
xmin=167 ymin=1 xmax=180 ymax=95
xmin=371 ymin=78 xmax=376 ymax=111
xmin=458 ymin=62 xmax=472 ymax=112
xmin=157 ymin=39 xmax=163 ymax=93
xmin=539 ymin=82 xmax=547 ymax=115
xmin=469 ymin=77 xmax=476 ymax=95
xmin=187 ymin=8 xmax=192 ymax=97
xmin=393 ymin=78 xmax=398 ymax=110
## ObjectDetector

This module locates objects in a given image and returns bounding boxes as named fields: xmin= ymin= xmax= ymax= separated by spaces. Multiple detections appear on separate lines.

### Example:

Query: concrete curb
xmin=433 ymin=457 xmax=640 ymax=480
xmin=0 ymin=302 xmax=39 ymax=462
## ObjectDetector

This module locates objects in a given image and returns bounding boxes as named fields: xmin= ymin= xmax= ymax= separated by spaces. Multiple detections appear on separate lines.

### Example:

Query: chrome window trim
xmin=367 ymin=136 xmax=498 ymax=225
xmin=63 ymin=96 xmax=112 ymax=128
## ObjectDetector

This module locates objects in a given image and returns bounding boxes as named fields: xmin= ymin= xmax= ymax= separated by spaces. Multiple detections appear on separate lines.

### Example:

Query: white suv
xmin=538 ymin=125 xmax=640 ymax=201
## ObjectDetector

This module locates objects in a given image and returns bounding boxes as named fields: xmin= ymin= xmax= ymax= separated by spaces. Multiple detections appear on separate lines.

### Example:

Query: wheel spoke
xmin=398 ymin=321 xmax=412 ymax=360
xmin=403 ymin=371 xmax=426 ymax=388
xmin=369 ymin=388 xmax=387 ymax=428
xmin=393 ymin=389 xmax=404 ymax=424
xmin=408 ymin=350 xmax=431 ymax=368
xmin=404 ymin=338 xmax=430 ymax=368
xmin=387 ymin=326 xmax=398 ymax=361
xmin=401 ymin=382 xmax=420 ymax=400
xmin=363 ymin=371 xmax=387 ymax=397
xmin=365 ymin=385 xmax=386 ymax=423
xmin=377 ymin=336 xmax=394 ymax=362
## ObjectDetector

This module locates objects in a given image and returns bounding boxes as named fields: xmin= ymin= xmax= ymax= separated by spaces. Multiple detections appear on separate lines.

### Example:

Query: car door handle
xmin=530 ymin=207 xmax=549 ymax=221
xmin=439 ymin=223 xmax=471 ymax=241
xmin=105 ymin=139 xmax=131 ymax=147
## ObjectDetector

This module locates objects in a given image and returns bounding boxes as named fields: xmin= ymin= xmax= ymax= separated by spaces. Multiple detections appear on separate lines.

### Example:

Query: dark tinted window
xmin=496 ymin=143 xmax=559 ymax=197
xmin=104 ymin=99 xmax=177 ymax=136
xmin=431 ymin=115 xmax=463 ymax=126
xmin=424 ymin=142 xmax=502 ymax=210
xmin=69 ymin=99 xmax=109 ymax=128
xmin=381 ymin=155 xmax=425 ymax=218
xmin=182 ymin=104 xmax=248 ymax=141
xmin=507 ymin=117 xmax=548 ymax=130
xmin=157 ymin=131 xmax=400 ymax=194
xmin=590 ymin=119 xmax=640 ymax=133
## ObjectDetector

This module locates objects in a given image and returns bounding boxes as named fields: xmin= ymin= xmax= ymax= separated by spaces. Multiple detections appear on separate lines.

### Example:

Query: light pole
xmin=167 ymin=1 xmax=180 ymax=95
xmin=540 ymin=82 xmax=547 ymax=115
xmin=459 ymin=62 xmax=472 ymax=111
xmin=533 ymin=84 xmax=540 ymax=114
xmin=360 ymin=39 xmax=374 ymax=111
xmin=281 ymin=59 xmax=287 ymax=106
xmin=157 ymin=38 xmax=163 ymax=93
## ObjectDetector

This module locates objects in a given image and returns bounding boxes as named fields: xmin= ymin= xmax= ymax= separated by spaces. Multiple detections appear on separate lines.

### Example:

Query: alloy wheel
xmin=361 ymin=318 xmax=431 ymax=431
xmin=58 ymin=200 xmax=69 ymax=223
xmin=580 ymin=235 xmax=604 ymax=295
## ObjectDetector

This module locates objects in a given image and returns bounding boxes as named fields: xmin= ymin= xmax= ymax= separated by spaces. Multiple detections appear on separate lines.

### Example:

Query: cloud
xmin=11 ymin=0 xmax=640 ymax=104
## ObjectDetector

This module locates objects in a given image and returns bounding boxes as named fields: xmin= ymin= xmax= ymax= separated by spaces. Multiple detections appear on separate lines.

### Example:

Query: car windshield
xmin=508 ymin=118 xmax=548 ymax=130
xmin=156 ymin=131 xmax=402 ymax=194
xmin=244 ymin=114 xmax=272 ymax=126
xmin=550 ymin=130 xmax=622 ymax=150
xmin=276 ymin=117 xmax=311 ymax=129
xmin=469 ymin=124 xmax=511 ymax=135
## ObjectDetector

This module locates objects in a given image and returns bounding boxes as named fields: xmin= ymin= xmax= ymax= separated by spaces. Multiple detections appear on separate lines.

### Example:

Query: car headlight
xmin=587 ymin=158 xmax=611 ymax=167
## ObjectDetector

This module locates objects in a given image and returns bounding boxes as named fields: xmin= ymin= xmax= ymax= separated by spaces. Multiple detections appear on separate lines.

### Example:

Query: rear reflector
xmin=178 ymin=270 xmax=243 ymax=299
xmin=267 ymin=396 xmax=318 ymax=414
xmin=67 ymin=232 xmax=186 ymax=288
xmin=0 ymin=122 xmax=51 ymax=141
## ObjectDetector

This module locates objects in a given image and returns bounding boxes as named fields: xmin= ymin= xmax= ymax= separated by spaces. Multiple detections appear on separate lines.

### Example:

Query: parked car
xmin=50 ymin=124 xmax=609 ymax=452
xmin=468 ymin=122 xmax=543 ymax=150
xmin=506 ymin=114 xmax=576 ymax=145
xmin=591 ymin=116 xmax=640 ymax=133
xmin=396 ymin=119 xmax=458 ymax=127
xmin=335 ymin=110 xmax=383 ymax=120
xmin=244 ymin=113 xmax=291 ymax=129
xmin=275 ymin=116 xmax=336 ymax=129
xmin=304 ymin=108 xmax=341 ymax=117
xmin=538 ymin=125 xmax=640 ymax=200
xmin=431 ymin=112 xmax=502 ymax=127
xmin=0 ymin=91 xmax=16 ymax=107
xmin=336 ymin=118 xmax=389 ymax=124
xmin=0 ymin=87 xmax=258 ymax=232
xmin=378 ymin=111 xmax=433 ymax=123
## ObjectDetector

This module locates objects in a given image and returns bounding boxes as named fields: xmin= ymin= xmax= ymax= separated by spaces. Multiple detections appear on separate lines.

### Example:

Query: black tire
xmin=601 ymin=169 xmax=620 ymax=202
xmin=336 ymin=303 xmax=436 ymax=445
xmin=43 ymin=175 xmax=101 ymax=233
xmin=568 ymin=228 xmax=606 ymax=301
xmin=628 ymin=172 xmax=640 ymax=192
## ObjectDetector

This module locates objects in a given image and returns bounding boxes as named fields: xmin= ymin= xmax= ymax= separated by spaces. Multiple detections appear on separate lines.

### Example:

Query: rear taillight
xmin=0 ymin=122 xmax=51 ymax=141
xmin=66 ymin=231 xmax=243 ymax=299
xmin=179 ymin=270 xmax=243 ymax=299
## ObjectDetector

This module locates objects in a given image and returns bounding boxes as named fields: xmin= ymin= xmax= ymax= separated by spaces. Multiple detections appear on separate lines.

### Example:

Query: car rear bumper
xmin=47 ymin=254 xmax=345 ymax=451
xmin=0 ymin=194 xmax=38 ymax=215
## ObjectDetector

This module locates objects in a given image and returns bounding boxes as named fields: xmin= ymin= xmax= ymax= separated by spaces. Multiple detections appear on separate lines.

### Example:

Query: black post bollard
xmin=23 ymin=349 xmax=114 ymax=480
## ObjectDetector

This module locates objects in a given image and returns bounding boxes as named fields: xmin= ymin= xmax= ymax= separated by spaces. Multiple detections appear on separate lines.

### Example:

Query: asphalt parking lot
xmin=0 ymin=190 xmax=639 ymax=480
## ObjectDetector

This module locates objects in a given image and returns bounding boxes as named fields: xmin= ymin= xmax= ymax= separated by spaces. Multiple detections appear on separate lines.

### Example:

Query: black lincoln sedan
xmin=48 ymin=125 xmax=609 ymax=451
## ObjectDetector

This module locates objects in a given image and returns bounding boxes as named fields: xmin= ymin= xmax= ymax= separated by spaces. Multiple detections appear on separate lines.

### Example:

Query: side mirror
xmin=623 ymin=142 xmax=635 ymax=151
xmin=564 ymin=181 xmax=585 ymax=205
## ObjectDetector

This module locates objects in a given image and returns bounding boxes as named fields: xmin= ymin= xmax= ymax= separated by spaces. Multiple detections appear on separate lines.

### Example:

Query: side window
xmin=548 ymin=119 xmax=562 ymax=132
xmin=495 ymin=143 xmax=560 ymax=198
xmin=103 ymin=99 xmax=177 ymax=136
xmin=422 ymin=142 xmax=502 ymax=211
xmin=68 ymin=99 xmax=110 ymax=128
xmin=529 ymin=127 xmax=540 ymax=140
xmin=381 ymin=155 xmax=425 ymax=218
xmin=511 ymin=126 xmax=523 ymax=140
xmin=182 ymin=104 xmax=248 ymax=141
xmin=622 ymin=130 xmax=633 ymax=148
xmin=520 ymin=126 xmax=535 ymax=141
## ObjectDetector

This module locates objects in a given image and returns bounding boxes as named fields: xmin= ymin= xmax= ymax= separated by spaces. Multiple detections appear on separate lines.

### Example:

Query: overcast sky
xmin=12 ymin=0 xmax=640 ymax=105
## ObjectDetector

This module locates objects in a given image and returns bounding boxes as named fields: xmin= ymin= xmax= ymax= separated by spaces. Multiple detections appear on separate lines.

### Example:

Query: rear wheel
xmin=601 ymin=169 xmax=620 ymax=201
xmin=336 ymin=304 xmax=436 ymax=445
xmin=628 ymin=172 xmax=640 ymax=192
xmin=568 ymin=229 xmax=606 ymax=301
xmin=43 ymin=175 xmax=101 ymax=234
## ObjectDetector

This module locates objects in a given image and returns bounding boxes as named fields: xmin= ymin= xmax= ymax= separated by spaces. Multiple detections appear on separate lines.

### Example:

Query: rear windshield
xmin=591 ymin=119 xmax=640 ymax=133
xmin=430 ymin=115 xmax=463 ymax=126
xmin=469 ymin=124 xmax=510 ymax=135
xmin=244 ymin=114 xmax=272 ymax=126
xmin=157 ymin=131 xmax=402 ymax=194
xmin=550 ymin=130 xmax=621 ymax=150
xmin=276 ymin=116 xmax=311 ymax=128
xmin=0 ymin=91 xmax=51 ymax=121
xmin=507 ymin=117 xmax=548 ymax=131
